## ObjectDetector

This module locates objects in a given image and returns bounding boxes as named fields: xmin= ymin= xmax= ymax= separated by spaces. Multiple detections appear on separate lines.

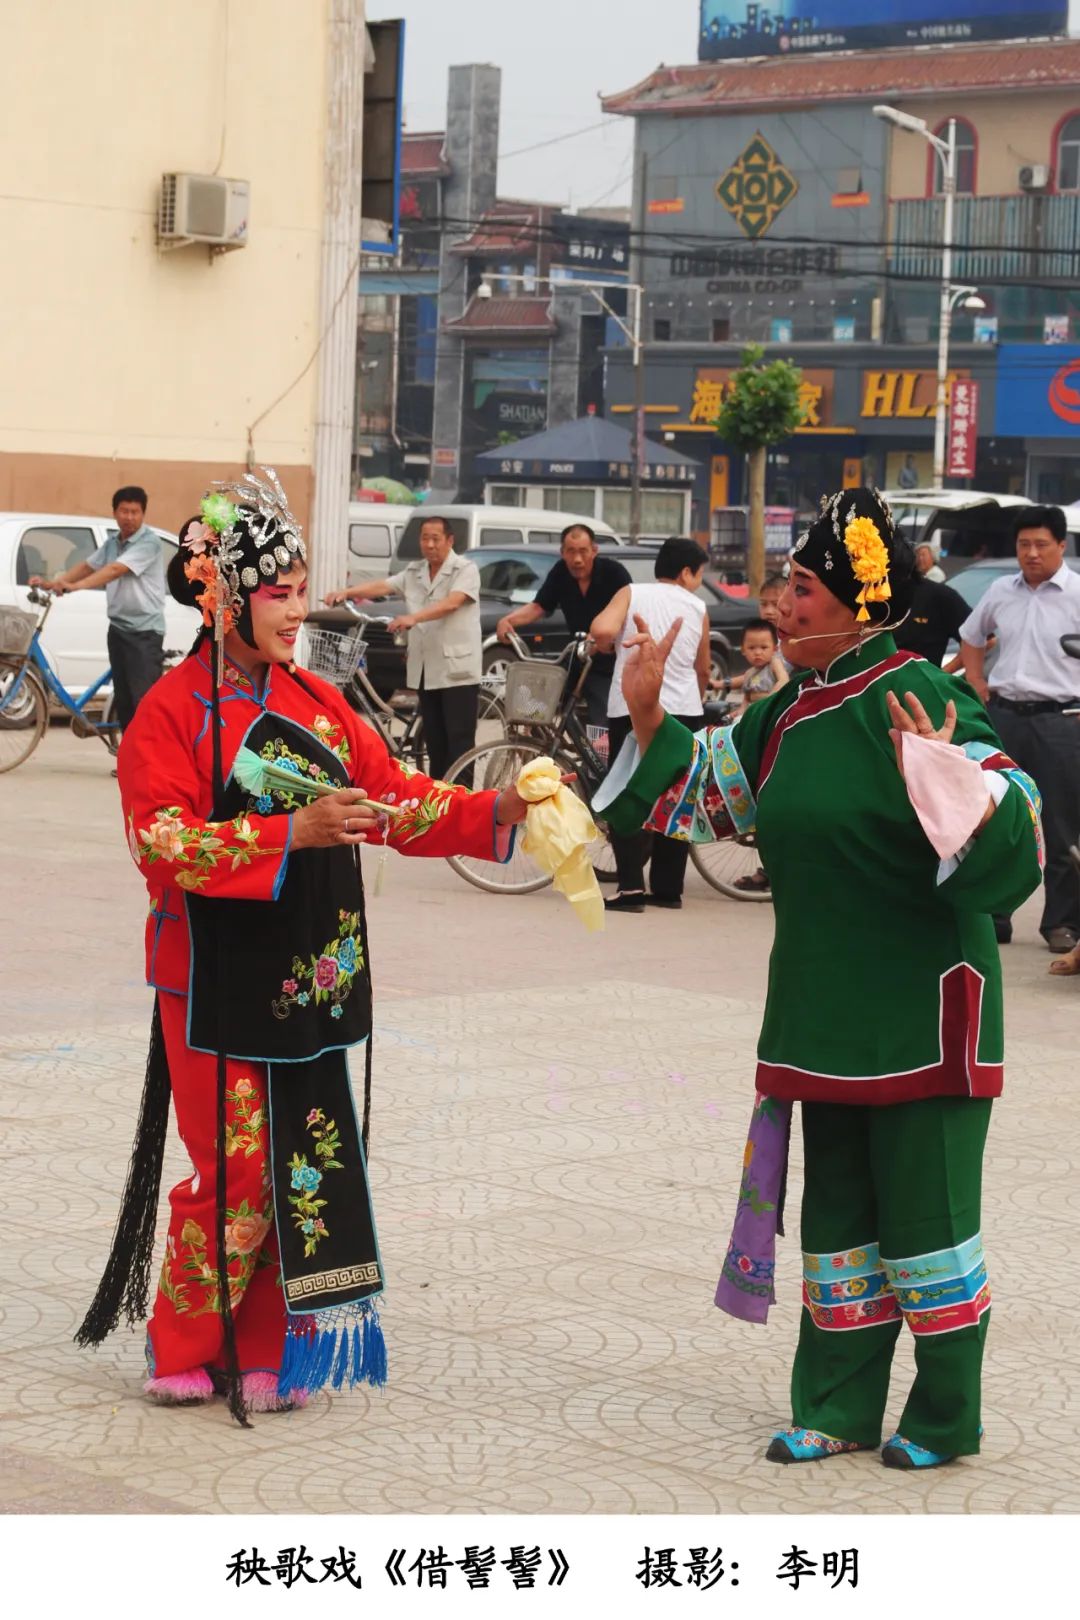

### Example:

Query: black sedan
xmin=307 ymin=546 xmax=759 ymax=700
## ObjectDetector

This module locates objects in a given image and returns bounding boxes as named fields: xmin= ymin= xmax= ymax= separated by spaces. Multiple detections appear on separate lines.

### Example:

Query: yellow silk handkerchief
xmin=516 ymin=756 xmax=604 ymax=932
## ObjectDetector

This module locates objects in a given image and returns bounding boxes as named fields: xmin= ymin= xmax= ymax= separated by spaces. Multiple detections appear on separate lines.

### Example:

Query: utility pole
xmin=933 ymin=118 xmax=957 ymax=487
xmin=629 ymin=150 xmax=647 ymax=541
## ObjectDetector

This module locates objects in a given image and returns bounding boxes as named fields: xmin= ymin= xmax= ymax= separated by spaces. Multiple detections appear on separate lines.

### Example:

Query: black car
xmin=307 ymin=546 xmax=759 ymax=700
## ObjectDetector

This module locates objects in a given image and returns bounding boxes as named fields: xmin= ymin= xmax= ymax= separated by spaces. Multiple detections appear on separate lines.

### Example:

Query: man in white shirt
xmin=590 ymin=537 xmax=710 ymax=912
xmin=325 ymin=516 xmax=481 ymax=778
xmin=960 ymin=505 xmax=1080 ymax=951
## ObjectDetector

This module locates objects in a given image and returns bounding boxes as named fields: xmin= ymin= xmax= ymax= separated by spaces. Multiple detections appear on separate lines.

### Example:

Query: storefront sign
xmin=995 ymin=345 xmax=1080 ymax=436
xmin=648 ymin=198 xmax=685 ymax=215
xmin=946 ymin=379 xmax=980 ymax=478
xmin=698 ymin=3 xmax=1067 ymax=62
xmin=688 ymin=368 xmax=836 ymax=431
xmin=860 ymin=370 xmax=963 ymax=420
xmin=670 ymin=244 xmax=839 ymax=295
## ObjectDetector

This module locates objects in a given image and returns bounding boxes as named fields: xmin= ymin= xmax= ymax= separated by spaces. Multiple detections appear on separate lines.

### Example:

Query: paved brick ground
xmin=1 ymin=728 xmax=1077 ymax=1515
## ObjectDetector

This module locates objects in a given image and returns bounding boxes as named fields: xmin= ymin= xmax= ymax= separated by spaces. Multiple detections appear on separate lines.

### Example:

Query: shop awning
xmin=475 ymin=415 xmax=698 ymax=483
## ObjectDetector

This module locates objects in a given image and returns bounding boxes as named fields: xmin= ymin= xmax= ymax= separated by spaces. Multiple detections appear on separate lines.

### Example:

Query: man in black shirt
xmin=496 ymin=523 xmax=632 ymax=724
xmin=894 ymin=573 xmax=970 ymax=667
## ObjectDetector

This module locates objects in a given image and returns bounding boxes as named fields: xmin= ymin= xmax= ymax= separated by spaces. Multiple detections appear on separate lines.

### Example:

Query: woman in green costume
xmin=595 ymin=488 xmax=1043 ymax=1470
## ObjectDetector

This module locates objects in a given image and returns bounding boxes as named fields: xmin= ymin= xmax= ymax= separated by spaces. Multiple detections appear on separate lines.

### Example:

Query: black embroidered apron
xmin=185 ymin=711 xmax=385 ymax=1394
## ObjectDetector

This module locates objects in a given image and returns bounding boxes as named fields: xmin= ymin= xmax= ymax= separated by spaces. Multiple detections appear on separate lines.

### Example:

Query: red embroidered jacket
xmin=118 ymin=651 xmax=509 ymax=996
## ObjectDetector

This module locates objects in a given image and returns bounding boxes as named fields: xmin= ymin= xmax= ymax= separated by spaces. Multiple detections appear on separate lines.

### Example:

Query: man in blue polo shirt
xmin=33 ymin=485 xmax=165 ymax=731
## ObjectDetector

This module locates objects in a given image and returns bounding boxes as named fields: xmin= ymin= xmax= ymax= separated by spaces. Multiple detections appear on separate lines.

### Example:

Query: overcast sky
xmin=371 ymin=1 xmax=1080 ymax=211
xmin=370 ymin=0 xmax=696 ymax=211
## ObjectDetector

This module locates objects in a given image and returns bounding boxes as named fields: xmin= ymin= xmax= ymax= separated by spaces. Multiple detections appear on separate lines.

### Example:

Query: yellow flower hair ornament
xmin=843 ymin=514 xmax=891 ymax=622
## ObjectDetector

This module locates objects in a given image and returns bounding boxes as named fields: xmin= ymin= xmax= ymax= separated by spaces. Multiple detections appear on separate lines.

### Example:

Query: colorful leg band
xmin=882 ymin=1233 xmax=991 ymax=1337
xmin=801 ymin=1240 xmax=901 ymax=1331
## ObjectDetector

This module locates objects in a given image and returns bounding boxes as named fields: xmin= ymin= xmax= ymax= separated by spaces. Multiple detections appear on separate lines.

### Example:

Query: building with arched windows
xmin=599 ymin=30 xmax=1080 ymax=534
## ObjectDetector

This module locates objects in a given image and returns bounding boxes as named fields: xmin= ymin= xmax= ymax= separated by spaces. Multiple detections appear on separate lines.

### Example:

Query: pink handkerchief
xmin=901 ymin=732 xmax=990 ymax=860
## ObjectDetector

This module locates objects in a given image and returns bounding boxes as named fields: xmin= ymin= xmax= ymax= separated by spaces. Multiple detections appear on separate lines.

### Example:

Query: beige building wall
xmin=887 ymin=89 xmax=1080 ymax=197
xmin=0 ymin=0 xmax=332 ymax=531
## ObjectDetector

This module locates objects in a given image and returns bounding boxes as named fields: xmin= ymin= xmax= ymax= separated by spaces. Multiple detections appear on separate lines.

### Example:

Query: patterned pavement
xmin=1 ymin=730 xmax=1078 ymax=1515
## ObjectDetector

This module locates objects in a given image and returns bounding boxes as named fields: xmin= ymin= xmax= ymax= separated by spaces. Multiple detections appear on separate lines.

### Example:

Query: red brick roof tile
xmin=602 ymin=38 xmax=1080 ymax=116
xmin=402 ymin=132 xmax=450 ymax=177
xmin=444 ymin=295 xmax=556 ymax=334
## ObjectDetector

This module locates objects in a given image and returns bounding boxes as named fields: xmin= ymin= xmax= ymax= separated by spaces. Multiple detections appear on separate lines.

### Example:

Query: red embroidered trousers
xmin=147 ymin=993 xmax=286 ymax=1378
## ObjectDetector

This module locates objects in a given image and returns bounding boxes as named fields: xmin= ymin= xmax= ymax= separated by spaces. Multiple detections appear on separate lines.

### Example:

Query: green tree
xmin=714 ymin=344 xmax=805 ymax=596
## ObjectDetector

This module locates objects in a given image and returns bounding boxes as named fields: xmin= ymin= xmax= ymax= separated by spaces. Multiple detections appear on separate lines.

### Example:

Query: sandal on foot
xmin=881 ymin=1433 xmax=954 ymax=1470
xmin=242 ymin=1371 xmax=309 ymax=1413
xmin=144 ymin=1369 xmax=214 ymax=1406
xmin=1049 ymin=954 xmax=1080 ymax=976
xmin=734 ymin=868 xmax=770 ymax=893
xmin=766 ymin=1425 xmax=870 ymax=1464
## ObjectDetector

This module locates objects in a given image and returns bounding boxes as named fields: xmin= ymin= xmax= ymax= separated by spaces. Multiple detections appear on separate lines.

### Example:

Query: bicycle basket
xmin=301 ymin=625 xmax=367 ymax=687
xmin=502 ymin=658 xmax=567 ymax=724
xmin=0 ymin=606 xmax=35 ymax=656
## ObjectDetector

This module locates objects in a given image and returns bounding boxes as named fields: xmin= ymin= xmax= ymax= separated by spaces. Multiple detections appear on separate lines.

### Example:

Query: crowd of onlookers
xmin=31 ymin=488 xmax=1080 ymax=967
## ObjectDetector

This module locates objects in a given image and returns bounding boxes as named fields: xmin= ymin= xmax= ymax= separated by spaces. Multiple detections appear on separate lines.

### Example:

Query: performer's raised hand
xmin=291 ymin=788 xmax=381 ymax=847
xmin=621 ymin=613 xmax=681 ymax=753
xmin=886 ymin=688 xmax=957 ymax=777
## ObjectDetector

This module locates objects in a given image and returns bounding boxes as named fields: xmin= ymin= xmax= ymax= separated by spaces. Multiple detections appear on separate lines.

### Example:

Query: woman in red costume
xmin=76 ymin=470 xmax=529 ymax=1423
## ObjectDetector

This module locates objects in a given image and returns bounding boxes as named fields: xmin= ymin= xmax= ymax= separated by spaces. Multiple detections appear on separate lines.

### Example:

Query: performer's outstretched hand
xmin=292 ymin=788 xmax=381 ymax=847
xmin=621 ymin=613 xmax=681 ymax=753
xmin=886 ymin=688 xmax=957 ymax=777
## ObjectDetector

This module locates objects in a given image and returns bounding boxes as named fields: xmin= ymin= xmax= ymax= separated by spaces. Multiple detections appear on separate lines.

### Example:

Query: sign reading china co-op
xmin=995 ymin=346 xmax=1080 ymax=438
xmin=698 ymin=2 xmax=1067 ymax=60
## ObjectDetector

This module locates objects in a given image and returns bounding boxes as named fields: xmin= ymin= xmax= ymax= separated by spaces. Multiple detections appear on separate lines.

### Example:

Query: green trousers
xmin=791 ymin=1096 xmax=991 ymax=1456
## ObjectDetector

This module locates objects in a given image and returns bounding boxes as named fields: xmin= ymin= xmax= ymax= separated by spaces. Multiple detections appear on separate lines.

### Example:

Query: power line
xmin=498 ymin=118 xmax=620 ymax=161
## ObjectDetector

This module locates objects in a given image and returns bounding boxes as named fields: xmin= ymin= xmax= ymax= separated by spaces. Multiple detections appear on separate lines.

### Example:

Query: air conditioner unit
xmin=1018 ymin=163 xmax=1050 ymax=191
xmin=158 ymin=173 xmax=250 ymax=249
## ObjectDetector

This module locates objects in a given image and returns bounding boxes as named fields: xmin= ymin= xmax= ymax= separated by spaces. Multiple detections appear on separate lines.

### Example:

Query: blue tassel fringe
xmin=278 ymin=1300 xmax=387 ymax=1398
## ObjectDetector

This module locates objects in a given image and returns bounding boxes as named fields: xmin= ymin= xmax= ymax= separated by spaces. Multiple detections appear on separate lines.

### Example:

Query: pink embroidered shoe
xmin=242 ymin=1371 xmax=309 ymax=1413
xmin=144 ymin=1369 xmax=214 ymax=1406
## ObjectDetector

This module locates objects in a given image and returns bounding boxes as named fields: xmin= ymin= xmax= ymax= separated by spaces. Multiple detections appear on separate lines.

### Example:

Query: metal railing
xmin=891 ymin=193 xmax=1080 ymax=283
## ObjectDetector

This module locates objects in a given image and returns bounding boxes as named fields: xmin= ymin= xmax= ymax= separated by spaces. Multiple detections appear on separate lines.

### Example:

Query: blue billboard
xmin=995 ymin=345 xmax=1080 ymax=438
xmin=699 ymin=3 xmax=1068 ymax=59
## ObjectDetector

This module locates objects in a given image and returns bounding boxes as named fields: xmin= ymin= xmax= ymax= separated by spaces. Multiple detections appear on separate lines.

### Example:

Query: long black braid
xmin=209 ymin=639 xmax=249 ymax=1427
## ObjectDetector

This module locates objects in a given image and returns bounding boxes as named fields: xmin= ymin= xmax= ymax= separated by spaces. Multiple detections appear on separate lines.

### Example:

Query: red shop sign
xmin=946 ymin=378 xmax=979 ymax=479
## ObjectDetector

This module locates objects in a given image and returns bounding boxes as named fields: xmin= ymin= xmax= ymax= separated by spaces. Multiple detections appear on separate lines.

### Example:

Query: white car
xmin=0 ymin=512 xmax=199 ymax=697
xmin=882 ymin=488 xmax=1080 ymax=565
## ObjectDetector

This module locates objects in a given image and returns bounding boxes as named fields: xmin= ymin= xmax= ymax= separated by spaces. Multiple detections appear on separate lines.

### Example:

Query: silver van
xmin=345 ymin=503 xmax=415 ymax=583
xmin=392 ymin=503 xmax=620 ymax=565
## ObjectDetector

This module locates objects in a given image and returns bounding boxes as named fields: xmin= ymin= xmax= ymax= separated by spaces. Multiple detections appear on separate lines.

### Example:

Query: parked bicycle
xmin=441 ymin=630 xmax=618 ymax=895
xmin=303 ymin=614 xmax=428 ymax=770
xmin=300 ymin=610 xmax=505 ymax=774
xmin=442 ymin=629 xmax=769 ymax=902
xmin=0 ymin=586 xmax=180 ymax=772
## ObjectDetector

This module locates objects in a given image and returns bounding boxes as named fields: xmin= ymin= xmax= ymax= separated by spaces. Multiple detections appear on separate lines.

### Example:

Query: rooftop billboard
xmin=699 ymin=2 xmax=1068 ymax=60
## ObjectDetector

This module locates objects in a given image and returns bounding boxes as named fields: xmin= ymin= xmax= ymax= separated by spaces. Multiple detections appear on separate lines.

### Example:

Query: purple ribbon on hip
xmin=714 ymin=1093 xmax=793 ymax=1325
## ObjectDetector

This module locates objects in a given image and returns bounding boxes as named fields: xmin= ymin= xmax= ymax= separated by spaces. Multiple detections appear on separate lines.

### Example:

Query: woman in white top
xmin=590 ymin=538 xmax=711 ymax=912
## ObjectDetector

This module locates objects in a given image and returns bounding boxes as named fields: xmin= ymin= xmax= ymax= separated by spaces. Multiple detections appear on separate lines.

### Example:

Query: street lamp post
xmin=874 ymin=105 xmax=983 ymax=487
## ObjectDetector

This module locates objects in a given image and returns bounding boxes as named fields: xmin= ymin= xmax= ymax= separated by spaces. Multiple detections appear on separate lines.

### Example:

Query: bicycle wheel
xmin=476 ymin=687 xmax=505 ymax=736
xmin=0 ymin=659 xmax=48 ymax=770
xmin=99 ymin=692 xmax=123 ymax=756
xmin=690 ymin=833 xmax=773 ymax=902
xmin=443 ymin=738 xmax=553 ymax=894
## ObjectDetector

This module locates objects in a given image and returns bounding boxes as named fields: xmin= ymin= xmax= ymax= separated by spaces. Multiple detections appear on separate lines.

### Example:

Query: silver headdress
xmin=182 ymin=467 xmax=307 ymax=649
